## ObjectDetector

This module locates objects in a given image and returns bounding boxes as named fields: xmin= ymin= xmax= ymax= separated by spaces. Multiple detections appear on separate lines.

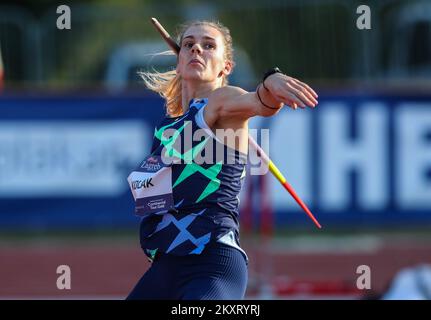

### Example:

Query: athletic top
xmin=128 ymin=98 xmax=248 ymax=261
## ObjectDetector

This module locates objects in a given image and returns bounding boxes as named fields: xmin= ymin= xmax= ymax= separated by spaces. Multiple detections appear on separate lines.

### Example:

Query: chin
xmin=182 ymin=72 xmax=205 ymax=82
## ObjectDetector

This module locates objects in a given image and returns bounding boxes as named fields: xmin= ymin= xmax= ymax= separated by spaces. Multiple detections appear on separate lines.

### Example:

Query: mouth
xmin=188 ymin=59 xmax=205 ymax=67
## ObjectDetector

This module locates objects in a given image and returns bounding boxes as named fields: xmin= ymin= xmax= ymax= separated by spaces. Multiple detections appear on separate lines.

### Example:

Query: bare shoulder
xmin=204 ymin=85 xmax=258 ymax=126
xmin=203 ymin=86 xmax=245 ymax=128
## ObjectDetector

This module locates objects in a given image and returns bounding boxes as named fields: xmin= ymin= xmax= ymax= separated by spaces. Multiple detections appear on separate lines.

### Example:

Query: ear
xmin=219 ymin=60 xmax=233 ymax=78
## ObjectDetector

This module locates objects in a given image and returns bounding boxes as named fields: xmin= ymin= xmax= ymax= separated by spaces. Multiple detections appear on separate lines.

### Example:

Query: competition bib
xmin=127 ymin=155 xmax=174 ymax=216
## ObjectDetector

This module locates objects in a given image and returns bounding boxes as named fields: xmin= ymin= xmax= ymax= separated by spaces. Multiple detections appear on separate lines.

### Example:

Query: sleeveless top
xmin=128 ymin=98 xmax=248 ymax=261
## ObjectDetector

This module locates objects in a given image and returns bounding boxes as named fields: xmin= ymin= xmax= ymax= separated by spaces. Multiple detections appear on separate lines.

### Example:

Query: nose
xmin=191 ymin=43 xmax=202 ymax=54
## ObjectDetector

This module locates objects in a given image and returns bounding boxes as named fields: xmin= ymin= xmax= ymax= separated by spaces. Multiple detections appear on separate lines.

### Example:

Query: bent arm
xmin=205 ymin=73 xmax=318 ymax=128
xmin=205 ymin=85 xmax=283 ymax=127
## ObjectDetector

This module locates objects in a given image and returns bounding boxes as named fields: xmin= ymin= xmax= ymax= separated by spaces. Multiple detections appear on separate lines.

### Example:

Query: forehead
xmin=182 ymin=25 xmax=223 ymax=42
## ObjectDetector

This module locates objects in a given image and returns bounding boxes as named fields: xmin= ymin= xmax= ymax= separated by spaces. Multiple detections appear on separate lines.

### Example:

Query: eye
xmin=204 ymin=43 xmax=215 ymax=49
xmin=183 ymin=42 xmax=194 ymax=49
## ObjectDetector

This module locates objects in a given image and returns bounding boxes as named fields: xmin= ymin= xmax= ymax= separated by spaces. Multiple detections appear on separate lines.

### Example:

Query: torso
xmin=133 ymin=98 xmax=247 ymax=258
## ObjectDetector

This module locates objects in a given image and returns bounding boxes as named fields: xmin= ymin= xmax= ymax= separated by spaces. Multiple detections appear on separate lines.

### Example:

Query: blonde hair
xmin=141 ymin=20 xmax=234 ymax=117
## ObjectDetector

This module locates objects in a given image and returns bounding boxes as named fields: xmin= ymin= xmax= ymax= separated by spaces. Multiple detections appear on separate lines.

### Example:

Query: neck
xmin=181 ymin=80 xmax=221 ymax=113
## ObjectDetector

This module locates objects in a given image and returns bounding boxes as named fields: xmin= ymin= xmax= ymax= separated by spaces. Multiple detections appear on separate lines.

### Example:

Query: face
xmin=176 ymin=25 xmax=232 ymax=86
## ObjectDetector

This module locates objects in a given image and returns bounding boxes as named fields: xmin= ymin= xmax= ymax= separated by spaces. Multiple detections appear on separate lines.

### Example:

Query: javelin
xmin=150 ymin=17 xmax=322 ymax=229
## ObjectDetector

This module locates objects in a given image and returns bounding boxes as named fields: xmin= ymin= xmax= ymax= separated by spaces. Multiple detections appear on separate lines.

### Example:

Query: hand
xmin=263 ymin=73 xmax=318 ymax=109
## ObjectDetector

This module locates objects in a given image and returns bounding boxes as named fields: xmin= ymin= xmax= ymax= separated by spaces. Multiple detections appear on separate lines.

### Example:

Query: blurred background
xmin=1 ymin=0 xmax=430 ymax=299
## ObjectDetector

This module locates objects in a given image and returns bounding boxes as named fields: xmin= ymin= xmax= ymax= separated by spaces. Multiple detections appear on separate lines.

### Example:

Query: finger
xmin=284 ymin=83 xmax=315 ymax=107
xmin=276 ymin=93 xmax=305 ymax=108
xmin=288 ymin=80 xmax=318 ymax=106
xmin=296 ymin=79 xmax=318 ymax=99
xmin=288 ymin=102 xmax=298 ymax=110
xmin=288 ymin=83 xmax=316 ymax=107
xmin=287 ymin=93 xmax=306 ymax=108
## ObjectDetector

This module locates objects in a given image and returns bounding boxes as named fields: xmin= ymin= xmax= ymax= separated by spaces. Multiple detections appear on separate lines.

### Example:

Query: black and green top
xmin=128 ymin=98 xmax=248 ymax=261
